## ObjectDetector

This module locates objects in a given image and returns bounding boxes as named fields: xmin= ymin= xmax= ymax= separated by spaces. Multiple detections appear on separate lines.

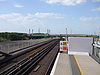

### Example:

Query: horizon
xmin=0 ymin=31 xmax=98 ymax=35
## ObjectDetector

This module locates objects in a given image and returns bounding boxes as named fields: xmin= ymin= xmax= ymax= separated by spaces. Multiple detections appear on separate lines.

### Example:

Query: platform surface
xmin=76 ymin=55 xmax=100 ymax=75
xmin=51 ymin=52 xmax=100 ymax=75
xmin=51 ymin=53 xmax=72 ymax=75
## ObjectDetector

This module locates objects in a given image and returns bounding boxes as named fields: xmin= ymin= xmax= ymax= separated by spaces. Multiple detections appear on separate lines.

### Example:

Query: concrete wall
xmin=68 ymin=37 xmax=93 ymax=54
xmin=0 ymin=39 xmax=49 ymax=53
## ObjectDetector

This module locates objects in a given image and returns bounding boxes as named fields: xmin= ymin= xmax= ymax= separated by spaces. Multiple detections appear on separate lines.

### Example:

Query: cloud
xmin=34 ymin=12 xmax=65 ymax=18
xmin=14 ymin=4 xmax=24 ymax=8
xmin=0 ymin=12 xmax=65 ymax=25
xmin=0 ymin=0 xmax=5 ymax=2
xmin=0 ymin=13 xmax=40 ymax=24
xmin=80 ymin=16 xmax=100 ymax=21
xmin=92 ymin=0 xmax=100 ymax=2
xmin=92 ymin=7 xmax=100 ymax=11
xmin=43 ymin=0 xmax=86 ymax=6
xmin=88 ymin=23 xmax=100 ymax=26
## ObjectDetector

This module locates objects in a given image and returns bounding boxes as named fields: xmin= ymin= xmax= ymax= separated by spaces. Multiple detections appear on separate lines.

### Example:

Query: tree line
xmin=0 ymin=32 xmax=28 ymax=42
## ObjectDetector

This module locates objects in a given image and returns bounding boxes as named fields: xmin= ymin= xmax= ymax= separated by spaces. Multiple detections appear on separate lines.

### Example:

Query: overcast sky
xmin=0 ymin=0 xmax=100 ymax=34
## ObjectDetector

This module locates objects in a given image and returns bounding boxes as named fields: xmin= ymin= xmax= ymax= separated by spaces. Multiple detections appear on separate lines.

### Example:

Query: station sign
xmin=60 ymin=41 xmax=68 ymax=52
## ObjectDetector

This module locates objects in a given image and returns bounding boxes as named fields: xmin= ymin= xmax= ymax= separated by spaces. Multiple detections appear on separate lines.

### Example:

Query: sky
xmin=0 ymin=0 xmax=100 ymax=34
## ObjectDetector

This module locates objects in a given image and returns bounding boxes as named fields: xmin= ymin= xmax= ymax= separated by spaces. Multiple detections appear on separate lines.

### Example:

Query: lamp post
xmin=38 ymin=28 xmax=40 ymax=33
xmin=32 ymin=29 xmax=33 ymax=35
xmin=66 ymin=28 xmax=68 ymax=41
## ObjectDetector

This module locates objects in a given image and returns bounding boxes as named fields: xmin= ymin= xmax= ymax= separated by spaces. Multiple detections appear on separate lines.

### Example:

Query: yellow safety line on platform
xmin=74 ymin=55 xmax=84 ymax=75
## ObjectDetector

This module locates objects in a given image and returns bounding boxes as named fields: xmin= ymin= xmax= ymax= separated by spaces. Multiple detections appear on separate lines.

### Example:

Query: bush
xmin=0 ymin=37 xmax=9 ymax=42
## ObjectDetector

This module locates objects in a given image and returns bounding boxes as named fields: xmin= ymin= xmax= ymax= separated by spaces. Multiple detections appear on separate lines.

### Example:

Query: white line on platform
xmin=50 ymin=53 xmax=60 ymax=75
xmin=68 ymin=51 xmax=89 ymax=56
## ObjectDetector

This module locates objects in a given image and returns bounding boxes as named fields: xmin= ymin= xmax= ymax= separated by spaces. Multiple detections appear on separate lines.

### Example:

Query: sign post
xmin=60 ymin=41 xmax=68 ymax=53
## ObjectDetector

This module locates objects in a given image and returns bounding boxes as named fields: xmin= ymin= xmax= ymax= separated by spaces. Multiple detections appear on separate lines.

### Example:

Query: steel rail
xmin=0 ymin=39 xmax=55 ymax=66
xmin=44 ymin=44 xmax=59 ymax=75
xmin=0 ymin=39 xmax=59 ymax=75
xmin=20 ymin=40 xmax=59 ymax=75
xmin=1 ymin=41 xmax=54 ymax=74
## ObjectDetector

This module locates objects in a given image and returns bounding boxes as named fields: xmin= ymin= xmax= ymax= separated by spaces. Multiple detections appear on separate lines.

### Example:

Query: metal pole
xmin=29 ymin=29 xmax=30 ymax=35
xmin=66 ymin=28 xmax=68 ymax=41
xmin=47 ymin=29 xmax=48 ymax=34
xmin=38 ymin=28 xmax=40 ymax=33
xmin=32 ymin=29 xmax=33 ymax=35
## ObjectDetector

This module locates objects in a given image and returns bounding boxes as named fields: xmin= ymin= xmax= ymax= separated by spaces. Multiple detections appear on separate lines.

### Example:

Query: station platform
xmin=50 ymin=52 xmax=100 ymax=75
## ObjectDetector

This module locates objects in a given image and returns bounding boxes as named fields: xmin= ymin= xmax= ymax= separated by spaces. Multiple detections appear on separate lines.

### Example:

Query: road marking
xmin=74 ymin=55 xmax=84 ymax=75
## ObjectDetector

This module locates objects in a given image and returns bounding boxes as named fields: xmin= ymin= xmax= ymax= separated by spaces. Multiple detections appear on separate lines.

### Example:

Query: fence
xmin=0 ymin=39 xmax=46 ymax=54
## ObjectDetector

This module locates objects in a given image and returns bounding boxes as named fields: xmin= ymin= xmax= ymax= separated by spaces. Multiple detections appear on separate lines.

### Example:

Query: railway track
xmin=0 ymin=39 xmax=60 ymax=75
xmin=0 ymin=39 xmax=54 ymax=69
